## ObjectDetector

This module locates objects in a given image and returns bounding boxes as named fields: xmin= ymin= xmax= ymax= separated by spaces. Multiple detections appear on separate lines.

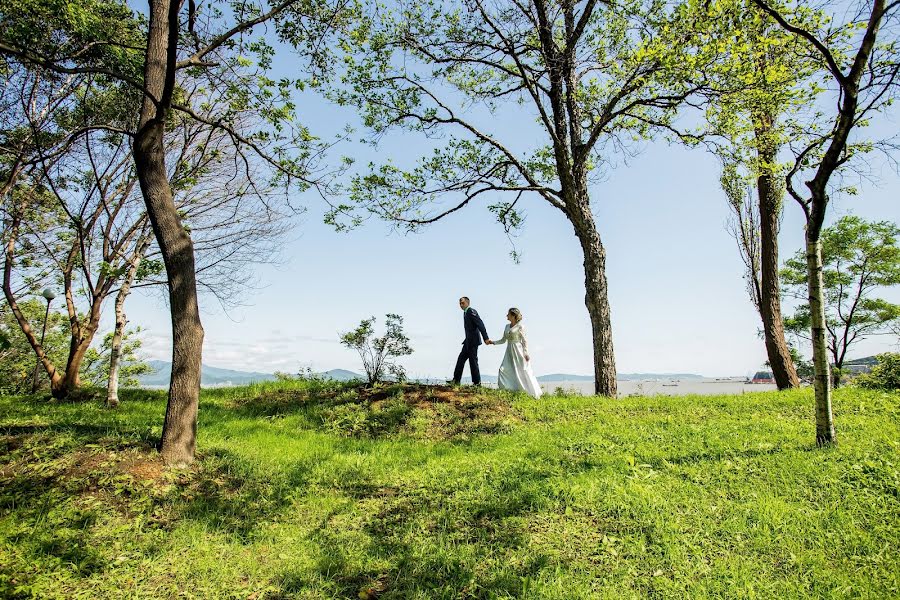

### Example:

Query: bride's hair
xmin=508 ymin=307 xmax=523 ymax=323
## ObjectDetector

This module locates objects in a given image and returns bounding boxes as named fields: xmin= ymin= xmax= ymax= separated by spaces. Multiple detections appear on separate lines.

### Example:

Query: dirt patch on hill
xmin=345 ymin=383 xmax=523 ymax=440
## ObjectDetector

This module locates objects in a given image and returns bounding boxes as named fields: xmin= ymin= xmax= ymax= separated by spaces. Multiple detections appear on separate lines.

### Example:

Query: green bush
xmin=321 ymin=395 xmax=410 ymax=437
xmin=855 ymin=353 xmax=900 ymax=390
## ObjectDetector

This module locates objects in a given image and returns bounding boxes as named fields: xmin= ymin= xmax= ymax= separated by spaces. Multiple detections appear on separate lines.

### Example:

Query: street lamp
xmin=31 ymin=287 xmax=56 ymax=393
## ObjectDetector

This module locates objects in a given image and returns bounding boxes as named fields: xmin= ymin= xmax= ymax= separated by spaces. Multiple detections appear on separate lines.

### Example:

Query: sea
xmin=531 ymin=377 xmax=779 ymax=397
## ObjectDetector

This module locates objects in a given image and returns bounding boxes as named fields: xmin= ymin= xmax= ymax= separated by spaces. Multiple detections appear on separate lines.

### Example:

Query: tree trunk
xmin=134 ymin=0 xmax=204 ymax=466
xmin=831 ymin=365 xmax=842 ymax=389
xmin=756 ymin=167 xmax=799 ymax=389
xmin=3 ymin=210 xmax=63 ymax=391
xmin=52 ymin=331 xmax=96 ymax=398
xmin=108 ymin=232 xmax=152 ymax=407
xmin=570 ymin=194 xmax=617 ymax=397
xmin=806 ymin=236 xmax=835 ymax=446
xmin=107 ymin=296 xmax=125 ymax=407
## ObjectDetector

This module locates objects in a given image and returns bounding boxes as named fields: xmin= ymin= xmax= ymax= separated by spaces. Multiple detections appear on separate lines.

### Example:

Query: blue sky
xmin=118 ymin=22 xmax=900 ymax=380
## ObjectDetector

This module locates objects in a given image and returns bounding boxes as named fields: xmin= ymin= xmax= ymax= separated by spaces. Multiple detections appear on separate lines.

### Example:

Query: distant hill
xmin=844 ymin=356 xmax=878 ymax=366
xmin=463 ymin=373 xmax=705 ymax=384
xmin=140 ymin=361 xmax=277 ymax=387
xmin=319 ymin=369 xmax=363 ymax=381
xmin=139 ymin=362 xmax=706 ymax=388
xmin=139 ymin=362 xmax=363 ymax=387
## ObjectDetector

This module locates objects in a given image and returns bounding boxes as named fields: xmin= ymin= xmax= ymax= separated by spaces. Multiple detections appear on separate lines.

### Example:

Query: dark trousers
xmin=453 ymin=344 xmax=481 ymax=385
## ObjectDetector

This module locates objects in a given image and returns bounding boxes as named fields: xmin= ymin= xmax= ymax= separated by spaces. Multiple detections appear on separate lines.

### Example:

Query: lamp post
xmin=31 ymin=287 xmax=56 ymax=393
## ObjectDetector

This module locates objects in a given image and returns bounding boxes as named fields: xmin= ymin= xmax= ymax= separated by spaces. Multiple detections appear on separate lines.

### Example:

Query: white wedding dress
xmin=494 ymin=322 xmax=542 ymax=398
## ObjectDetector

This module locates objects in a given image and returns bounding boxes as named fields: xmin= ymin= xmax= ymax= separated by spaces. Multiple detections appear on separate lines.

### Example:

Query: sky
xmin=110 ymin=16 xmax=900 ymax=380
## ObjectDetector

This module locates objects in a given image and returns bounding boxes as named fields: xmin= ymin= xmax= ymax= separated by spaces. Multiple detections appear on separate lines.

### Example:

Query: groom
xmin=452 ymin=296 xmax=491 ymax=386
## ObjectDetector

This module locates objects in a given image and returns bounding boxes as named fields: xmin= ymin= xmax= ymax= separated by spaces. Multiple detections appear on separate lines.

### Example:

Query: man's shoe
xmin=446 ymin=380 xmax=460 ymax=386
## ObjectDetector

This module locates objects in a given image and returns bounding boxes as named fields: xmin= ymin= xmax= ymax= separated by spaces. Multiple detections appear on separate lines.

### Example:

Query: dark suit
xmin=453 ymin=307 xmax=489 ymax=385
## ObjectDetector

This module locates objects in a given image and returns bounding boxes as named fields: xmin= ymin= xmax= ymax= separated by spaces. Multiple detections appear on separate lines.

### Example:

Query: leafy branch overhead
xmin=326 ymin=0 xmax=723 ymax=234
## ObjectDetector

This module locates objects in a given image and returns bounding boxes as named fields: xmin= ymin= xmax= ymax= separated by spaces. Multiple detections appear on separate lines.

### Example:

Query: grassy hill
xmin=1 ymin=382 xmax=898 ymax=598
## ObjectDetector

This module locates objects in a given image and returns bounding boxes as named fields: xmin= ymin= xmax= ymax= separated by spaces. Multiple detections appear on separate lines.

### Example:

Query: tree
xmin=3 ymin=132 xmax=152 ymax=398
xmin=0 ymin=13 xmax=142 ymax=398
xmin=80 ymin=326 xmax=152 ymax=389
xmin=106 ymin=225 xmax=155 ymax=406
xmin=0 ymin=299 xmax=69 ymax=394
xmin=3 ymin=0 xmax=352 ymax=463
xmin=132 ymin=0 xmax=348 ymax=464
xmin=328 ymin=0 xmax=718 ymax=396
xmin=753 ymin=0 xmax=900 ymax=445
xmin=782 ymin=216 xmax=900 ymax=386
xmin=340 ymin=314 xmax=413 ymax=385
xmin=2 ymin=105 xmax=296 ymax=403
xmin=706 ymin=0 xmax=826 ymax=390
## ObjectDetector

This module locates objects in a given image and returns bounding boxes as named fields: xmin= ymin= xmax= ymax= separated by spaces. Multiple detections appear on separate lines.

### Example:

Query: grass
xmin=0 ymin=380 xmax=898 ymax=599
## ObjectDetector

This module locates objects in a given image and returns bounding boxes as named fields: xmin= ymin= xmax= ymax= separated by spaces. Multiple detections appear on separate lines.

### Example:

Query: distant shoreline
xmin=139 ymin=360 xmax=733 ymax=388
xmin=138 ymin=373 xmax=776 ymax=397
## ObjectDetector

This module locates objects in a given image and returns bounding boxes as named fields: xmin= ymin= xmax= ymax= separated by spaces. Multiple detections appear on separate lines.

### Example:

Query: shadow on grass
xmin=650 ymin=444 xmax=793 ymax=467
xmin=167 ymin=446 xmax=328 ymax=541
xmin=272 ymin=460 xmax=558 ymax=599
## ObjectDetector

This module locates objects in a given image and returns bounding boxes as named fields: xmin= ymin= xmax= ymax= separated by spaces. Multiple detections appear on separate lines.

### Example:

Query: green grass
xmin=1 ymin=381 xmax=898 ymax=599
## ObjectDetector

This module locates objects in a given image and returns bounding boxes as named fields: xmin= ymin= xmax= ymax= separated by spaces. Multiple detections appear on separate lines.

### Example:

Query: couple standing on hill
xmin=451 ymin=297 xmax=542 ymax=399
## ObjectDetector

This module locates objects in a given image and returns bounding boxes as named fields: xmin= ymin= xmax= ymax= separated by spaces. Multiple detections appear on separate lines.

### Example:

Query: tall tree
xmin=1 ymin=0 xmax=147 ymax=397
xmin=781 ymin=216 xmax=900 ymax=386
xmin=2 ymin=98 xmax=295 ymax=402
xmin=706 ymin=0 xmax=824 ymax=390
xmin=2 ymin=0 xmax=350 ymax=463
xmin=132 ymin=0 xmax=348 ymax=464
xmin=328 ymin=0 xmax=716 ymax=396
xmin=753 ymin=0 xmax=900 ymax=445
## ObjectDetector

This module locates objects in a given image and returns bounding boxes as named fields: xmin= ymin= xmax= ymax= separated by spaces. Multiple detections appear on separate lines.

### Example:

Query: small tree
xmin=340 ymin=314 xmax=413 ymax=385
xmin=782 ymin=216 xmax=900 ymax=386
xmin=81 ymin=326 xmax=152 ymax=390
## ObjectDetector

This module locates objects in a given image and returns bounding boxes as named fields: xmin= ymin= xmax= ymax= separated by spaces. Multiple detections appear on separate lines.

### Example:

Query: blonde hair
xmin=508 ymin=307 xmax=523 ymax=323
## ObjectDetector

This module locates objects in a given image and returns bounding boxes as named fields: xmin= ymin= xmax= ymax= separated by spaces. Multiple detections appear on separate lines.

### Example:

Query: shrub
xmin=322 ymin=395 xmax=411 ymax=438
xmin=855 ymin=353 xmax=900 ymax=390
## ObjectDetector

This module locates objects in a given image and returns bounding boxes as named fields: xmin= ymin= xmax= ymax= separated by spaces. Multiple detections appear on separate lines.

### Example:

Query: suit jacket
xmin=462 ymin=307 xmax=489 ymax=347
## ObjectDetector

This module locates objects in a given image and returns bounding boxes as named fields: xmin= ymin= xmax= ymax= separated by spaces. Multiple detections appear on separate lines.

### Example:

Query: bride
xmin=488 ymin=308 xmax=542 ymax=398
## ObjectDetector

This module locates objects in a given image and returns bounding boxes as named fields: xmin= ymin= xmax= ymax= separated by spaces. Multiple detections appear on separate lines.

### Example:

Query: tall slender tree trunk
xmin=107 ymin=292 xmax=126 ymax=407
xmin=757 ymin=165 xmax=799 ymax=389
xmin=134 ymin=0 xmax=204 ymax=465
xmin=806 ymin=235 xmax=835 ymax=445
xmin=108 ymin=232 xmax=151 ymax=407
xmin=569 ymin=190 xmax=617 ymax=397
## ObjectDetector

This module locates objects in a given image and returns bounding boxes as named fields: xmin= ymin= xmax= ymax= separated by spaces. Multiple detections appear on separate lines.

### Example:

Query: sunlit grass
xmin=1 ymin=381 xmax=898 ymax=598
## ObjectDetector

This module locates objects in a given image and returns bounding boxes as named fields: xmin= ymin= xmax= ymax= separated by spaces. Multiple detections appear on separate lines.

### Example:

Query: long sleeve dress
xmin=493 ymin=322 xmax=542 ymax=398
